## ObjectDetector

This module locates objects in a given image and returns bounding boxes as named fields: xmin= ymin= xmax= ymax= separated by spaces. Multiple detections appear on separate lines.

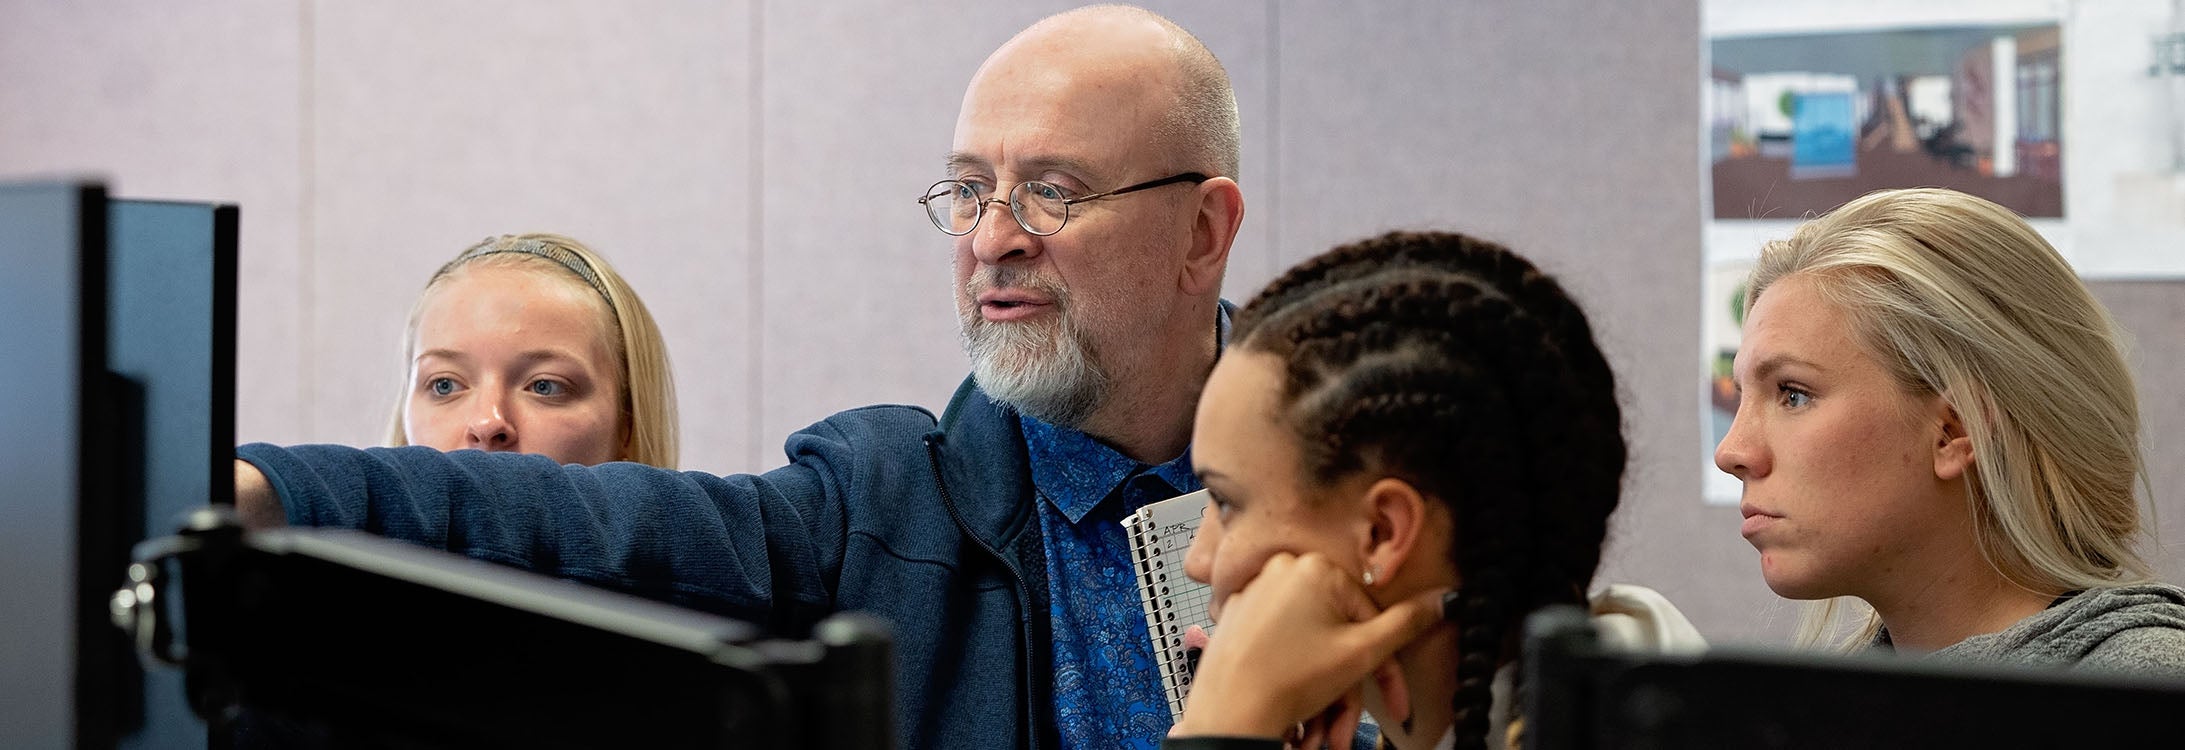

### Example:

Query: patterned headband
xmin=437 ymin=236 xmax=613 ymax=306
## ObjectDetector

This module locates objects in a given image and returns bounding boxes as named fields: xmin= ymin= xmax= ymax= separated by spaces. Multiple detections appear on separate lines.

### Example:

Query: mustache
xmin=964 ymin=266 xmax=1067 ymax=302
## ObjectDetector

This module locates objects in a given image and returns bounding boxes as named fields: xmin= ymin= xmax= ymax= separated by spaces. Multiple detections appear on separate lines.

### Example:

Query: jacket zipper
xmin=923 ymin=434 xmax=1043 ymax=750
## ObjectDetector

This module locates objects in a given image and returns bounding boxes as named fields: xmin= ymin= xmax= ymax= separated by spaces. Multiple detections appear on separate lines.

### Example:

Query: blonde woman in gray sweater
xmin=1715 ymin=188 xmax=2185 ymax=675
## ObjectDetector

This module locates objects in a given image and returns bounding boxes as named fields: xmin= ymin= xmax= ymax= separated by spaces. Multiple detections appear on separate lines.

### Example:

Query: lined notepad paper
xmin=1124 ymin=488 xmax=1215 ymax=719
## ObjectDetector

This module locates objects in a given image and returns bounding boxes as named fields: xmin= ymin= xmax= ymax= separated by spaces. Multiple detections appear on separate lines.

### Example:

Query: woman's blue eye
xmin=528 ymin=379 xmax=565 ymax=397
xmin=1779 ymin=385 xmax=1811 ymax=409
xmin=429 ymin=377 xmax=457 ymax=397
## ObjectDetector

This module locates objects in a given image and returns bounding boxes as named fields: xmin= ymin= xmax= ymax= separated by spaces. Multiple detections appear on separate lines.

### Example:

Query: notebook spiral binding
xmin=1124 ymin=489 xmax=1211 ymax=719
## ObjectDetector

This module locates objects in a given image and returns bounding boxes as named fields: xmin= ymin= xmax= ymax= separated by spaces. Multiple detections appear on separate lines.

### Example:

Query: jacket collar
xmin=926 ymin=376 xmax=1038 ymax=549
xmin=926 ymin=299 xmax=1235 ymax=547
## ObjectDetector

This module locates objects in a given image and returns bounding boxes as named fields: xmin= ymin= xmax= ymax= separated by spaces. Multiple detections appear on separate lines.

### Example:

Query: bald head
xmin=945 ymin=6 xmax=1246 ymax=458
xmin=963 ymin=4 xmax=1239 ymax=178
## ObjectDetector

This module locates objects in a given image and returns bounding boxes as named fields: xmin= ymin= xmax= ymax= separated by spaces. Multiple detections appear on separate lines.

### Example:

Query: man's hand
xmin=234 ymin=459 xmax=285 ymax=528
xmin=1168 ymin=552 xmax=1445 ymax=749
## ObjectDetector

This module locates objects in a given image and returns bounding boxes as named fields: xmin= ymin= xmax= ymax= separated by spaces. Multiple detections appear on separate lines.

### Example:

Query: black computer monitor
xmin=106 ymin=197 xmax=238 ymax=749
xmin=114 ymin=511 xmax=896 ymax=748
xmin=0 ymin=180 xmax=238 ymax=749
xmin=7 ymin=180 xmax=890 ymax=746
xmin=0 ymin=179 xmax=110 ymax=750
xmin=107 ymin=198 xmax=238 ymax=521
xmin=1523 ymin=605 xmax=2185 ymax=748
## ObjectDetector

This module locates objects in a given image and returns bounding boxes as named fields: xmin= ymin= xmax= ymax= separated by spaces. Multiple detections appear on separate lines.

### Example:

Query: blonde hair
xmin=387 ymin=233 xmax=680 ymax=469
xmin=1744 ymin=188 xmax=2152 ymax=648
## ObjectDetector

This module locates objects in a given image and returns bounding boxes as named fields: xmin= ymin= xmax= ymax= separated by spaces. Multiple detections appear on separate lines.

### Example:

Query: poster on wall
xmin=1700 ymin=0 xmax=2185 ymax=505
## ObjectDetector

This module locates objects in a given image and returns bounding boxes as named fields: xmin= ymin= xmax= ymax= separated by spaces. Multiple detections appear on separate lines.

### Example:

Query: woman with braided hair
xmin=1716 ymin=188 xmax=2185 ymax=669
xmin=1164 ymin=230 xmax=1699 ymax=750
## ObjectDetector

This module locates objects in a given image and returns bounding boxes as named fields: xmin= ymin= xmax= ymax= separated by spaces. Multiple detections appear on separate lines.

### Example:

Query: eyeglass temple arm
xmin=1063 ymin=172 xmax=1212 ymax=205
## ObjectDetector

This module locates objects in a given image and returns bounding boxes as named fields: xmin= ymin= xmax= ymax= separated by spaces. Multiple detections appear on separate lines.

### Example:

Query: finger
xmin=1345 ymin=587 xmax=1450 ymax=665
xmin=1182 ymin=624 xmax=1211 ymax=651
xmin=1257 ymin=550 xmax=1300 ymax=579
xmin=1284 ymin=720 xmax=1309 ymax=748
xmin=1297 ymin=715 xmax=1327 ymax=750
xmin=1331 ymin=589 xmax=1445 ymax=731
xmin=1372 ymin=656 xmax=1409 ymax=735
xmin=235 ymin=460 xmax=287 ymax=529
xmin=1320 ymin=557 xmax=1393 ymax=624
xmin=1319 ymin=695 xmax=1354 ymax=750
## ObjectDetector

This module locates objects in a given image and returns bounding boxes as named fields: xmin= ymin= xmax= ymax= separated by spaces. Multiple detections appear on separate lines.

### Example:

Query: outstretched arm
xmin=230 ymin=439 xmax=865 ymax=633
xmin=222 ymin=404 xmax=933 ymax=630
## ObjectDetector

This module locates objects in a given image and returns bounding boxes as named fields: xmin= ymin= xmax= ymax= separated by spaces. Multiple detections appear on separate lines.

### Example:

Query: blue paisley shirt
xmin=1022 ymin=305 xmax=1228 ymax=749
xmin=1021 ymin=414 xmax=1200 ymax=750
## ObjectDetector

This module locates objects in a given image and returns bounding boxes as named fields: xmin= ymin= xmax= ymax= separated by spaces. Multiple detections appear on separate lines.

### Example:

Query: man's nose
xmin=970 ymin=196 xmax=1041 ymax=266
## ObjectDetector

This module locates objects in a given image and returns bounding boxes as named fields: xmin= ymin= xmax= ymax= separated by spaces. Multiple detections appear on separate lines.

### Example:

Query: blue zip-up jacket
xmin=239 ymin=377 xmax=1059 ymax=749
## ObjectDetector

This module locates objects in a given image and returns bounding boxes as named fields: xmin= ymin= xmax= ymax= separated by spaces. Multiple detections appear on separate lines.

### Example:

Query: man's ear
xmin=1180 ymin=177 xmax=1243 ymax=297
xmin=1932 ymin=394 xmax=1975 ymax=482
xmin=1358 ymin=477 xmax=1429 ymax=589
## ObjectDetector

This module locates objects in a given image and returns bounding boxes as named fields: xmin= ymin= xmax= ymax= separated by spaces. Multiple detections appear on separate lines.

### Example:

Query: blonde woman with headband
xmin=1716 ymin=188 xmax=2185 ymax=672
xmin=389 ymin=233 xmax=679 ymax=468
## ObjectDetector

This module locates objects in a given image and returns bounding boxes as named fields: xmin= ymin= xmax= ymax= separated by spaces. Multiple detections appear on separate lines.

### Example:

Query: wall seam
xmin=1266 ymin=0 xmax=1281 ymax=269
xmin=747 ymin=1 xmax=766 ymax=469
xmin=297 ymin=0 xmax=317 ymax=440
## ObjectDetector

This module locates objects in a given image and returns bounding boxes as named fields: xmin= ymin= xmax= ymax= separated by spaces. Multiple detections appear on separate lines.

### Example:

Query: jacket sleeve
xmin=235 ymin=406 xmax=934 ymax=632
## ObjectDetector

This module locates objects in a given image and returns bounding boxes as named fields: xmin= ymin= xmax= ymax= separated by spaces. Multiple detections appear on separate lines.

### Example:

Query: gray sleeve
xmin=2074 ymin=627 xmax=2185 ymax=678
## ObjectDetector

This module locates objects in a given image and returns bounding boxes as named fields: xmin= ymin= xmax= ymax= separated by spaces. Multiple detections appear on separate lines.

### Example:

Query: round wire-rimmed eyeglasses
xmin=917 ymin=172 xmax=1210 ymax=236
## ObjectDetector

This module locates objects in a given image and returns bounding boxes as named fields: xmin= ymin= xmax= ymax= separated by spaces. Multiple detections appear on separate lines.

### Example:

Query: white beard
xmin=958 ymin=275 xmax=1109 ymax=427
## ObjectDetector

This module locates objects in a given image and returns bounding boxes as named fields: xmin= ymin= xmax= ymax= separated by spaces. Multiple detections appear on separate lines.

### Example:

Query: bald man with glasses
xmin=236 ymin=5 xmax=1244 ymax=749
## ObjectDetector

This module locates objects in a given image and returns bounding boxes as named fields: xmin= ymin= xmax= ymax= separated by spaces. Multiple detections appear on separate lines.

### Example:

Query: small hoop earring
xmin=1362 ymin=568 xmax=1377 ymax=587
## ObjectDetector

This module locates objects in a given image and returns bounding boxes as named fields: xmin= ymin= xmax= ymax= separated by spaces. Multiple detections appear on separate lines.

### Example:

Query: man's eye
xmin=953 ymin=182 xmax=978 ymax=200
xmin=1033 ymin=183 xmax=1066 ymax=201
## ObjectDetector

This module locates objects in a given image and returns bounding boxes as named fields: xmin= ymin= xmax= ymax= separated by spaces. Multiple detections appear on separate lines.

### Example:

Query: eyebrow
xmin=944 ymin=151 xmax=1105 ymax=184
xmin=943 ymin=152 xmax=987 ymax=176
xmin=1740 ymin=353 xmax=1826 ymax=387
xmin=415 ymin=348 xmax=591 ymax=368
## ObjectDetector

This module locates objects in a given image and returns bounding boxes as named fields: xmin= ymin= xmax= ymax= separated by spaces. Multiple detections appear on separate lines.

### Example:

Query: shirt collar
xmin=1215 ymin=298 xmax=1232 ymax=352
xmin=1018 ymin=303 xmax=1230 ymax=523
xmin=1021 ymin=417 xmax=1152 ymax=522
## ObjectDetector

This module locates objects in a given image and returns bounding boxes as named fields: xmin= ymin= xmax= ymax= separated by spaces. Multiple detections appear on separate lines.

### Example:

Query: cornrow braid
xmin=1234 ymin=231 xmax=1626 ymax=749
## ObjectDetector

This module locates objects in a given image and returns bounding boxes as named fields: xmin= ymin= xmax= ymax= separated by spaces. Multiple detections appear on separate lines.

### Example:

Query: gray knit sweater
xmin=1899 ymin=584 xmax=2185 ymax=677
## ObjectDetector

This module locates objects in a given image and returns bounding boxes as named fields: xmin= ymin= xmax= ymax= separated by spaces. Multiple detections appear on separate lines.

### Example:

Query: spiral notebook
xmin=1124 ymin=488 xmax=1215 ymax=719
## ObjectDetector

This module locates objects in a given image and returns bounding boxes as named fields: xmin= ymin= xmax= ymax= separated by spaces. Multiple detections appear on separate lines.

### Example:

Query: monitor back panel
xmin=0 ymin=180 xmax=109 ymax=750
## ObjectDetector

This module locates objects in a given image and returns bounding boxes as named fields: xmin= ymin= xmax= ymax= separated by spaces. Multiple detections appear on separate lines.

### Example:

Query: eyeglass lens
xmin=922 ymin=181 xmax=1075 ymax=236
